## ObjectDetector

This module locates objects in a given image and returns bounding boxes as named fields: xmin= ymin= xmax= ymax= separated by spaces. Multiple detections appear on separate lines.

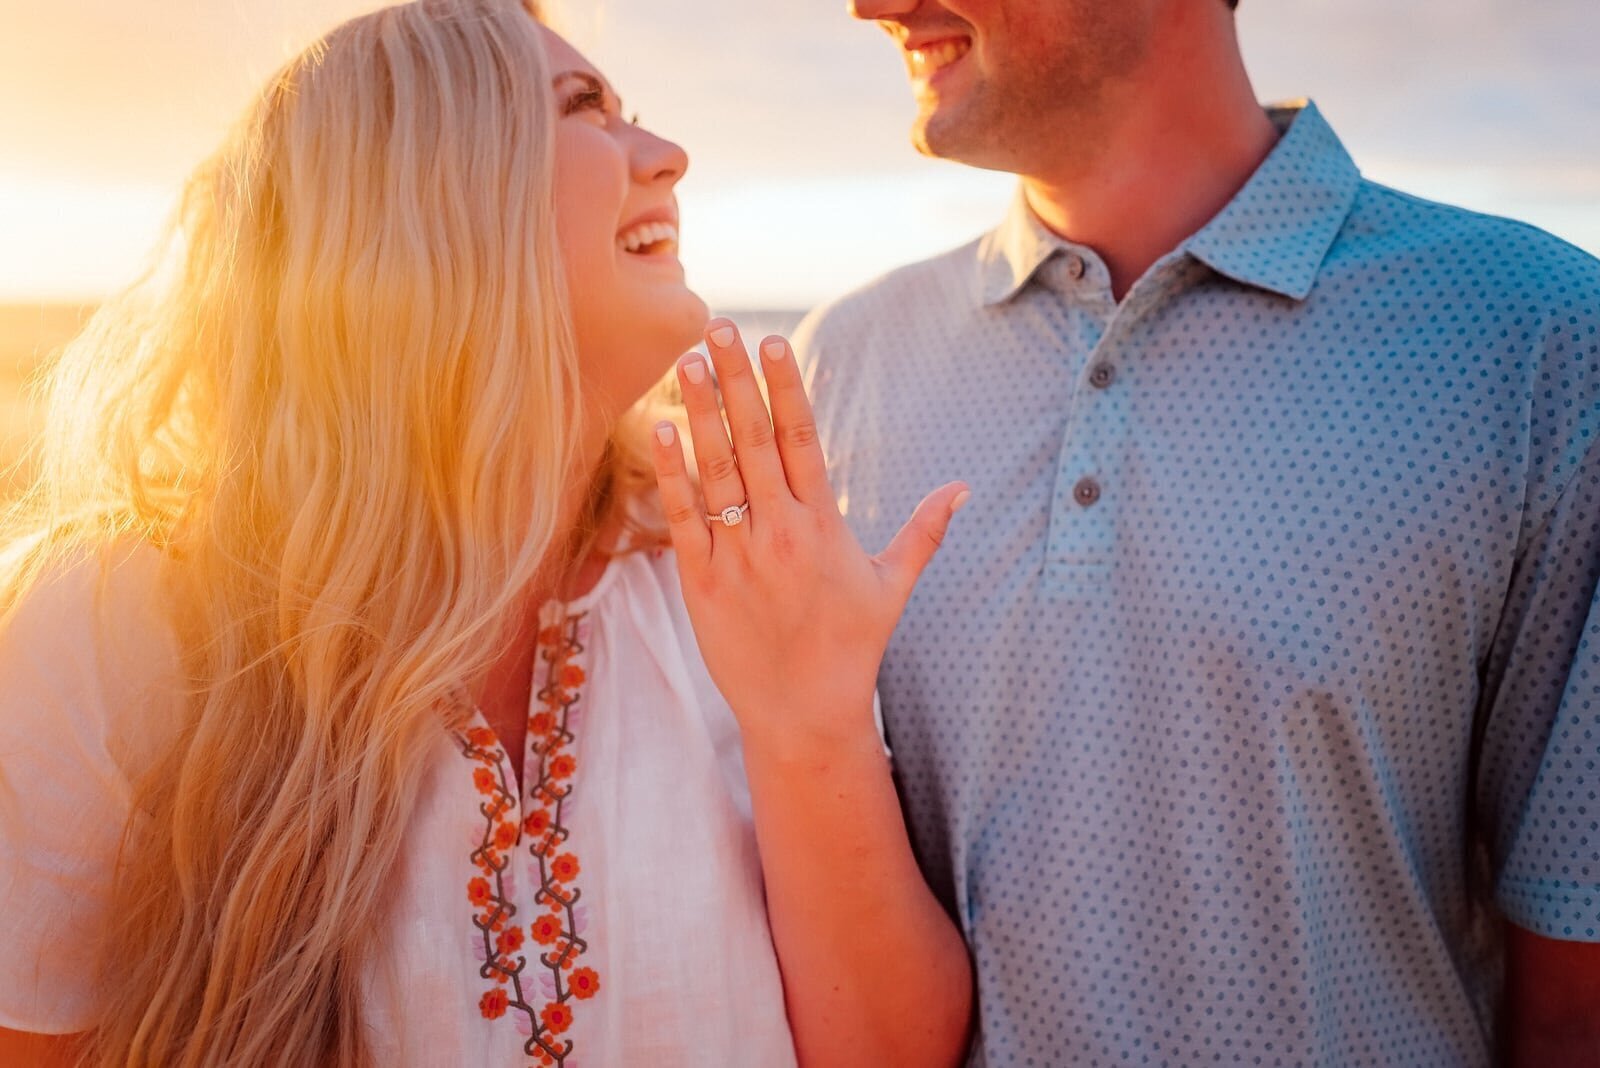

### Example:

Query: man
xmin=793 ymin=0 xmax=1600 ymax=1063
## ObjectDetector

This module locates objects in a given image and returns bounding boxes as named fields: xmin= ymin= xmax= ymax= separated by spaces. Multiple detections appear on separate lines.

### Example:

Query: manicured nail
xmin=951 ymin=490 xmax=971 ymax=514
xmin=681 ymin=357 xmax=706 ymax=384
xmin=708 ymin=324 xmax=737 ymax=348
xmin=655 ymin=422 xmax=676 ymax=446
xmin=761 ymin=339 xmax=787 ymax=362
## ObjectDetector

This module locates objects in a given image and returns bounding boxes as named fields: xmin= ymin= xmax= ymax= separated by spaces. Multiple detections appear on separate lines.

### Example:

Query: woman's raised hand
xmin=651 ymin=319 xmax=968 ymax=753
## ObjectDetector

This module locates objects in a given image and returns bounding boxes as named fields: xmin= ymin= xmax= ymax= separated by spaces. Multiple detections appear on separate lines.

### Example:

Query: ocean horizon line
xmin=0 ymin=302 xmax=809 ymax=374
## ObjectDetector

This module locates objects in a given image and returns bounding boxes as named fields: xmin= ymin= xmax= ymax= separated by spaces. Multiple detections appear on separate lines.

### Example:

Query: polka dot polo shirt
xmin=795 ymin=101 xmax=1600 ymax=1067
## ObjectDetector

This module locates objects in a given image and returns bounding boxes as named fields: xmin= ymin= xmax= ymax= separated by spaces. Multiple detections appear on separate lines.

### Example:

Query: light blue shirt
xmin=795 ymin=102 xmax=1600 ymax=1066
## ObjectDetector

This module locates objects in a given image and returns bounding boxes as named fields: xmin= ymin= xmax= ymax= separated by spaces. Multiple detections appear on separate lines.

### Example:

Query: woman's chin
xmin=641 ymin=286 xmax=710 ymax=357
xmin=632 ymin=275 xmax=710 ymax=345
xmin=672 ymin=291 xmax=712 ymax=350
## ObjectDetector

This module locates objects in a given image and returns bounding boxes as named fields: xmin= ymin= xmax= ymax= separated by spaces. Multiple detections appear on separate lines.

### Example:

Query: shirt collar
xmin=977 ymin=186 xmax=1068 ymax=306
xmin=1186 ymin=100 xmax=1362 ymax=300
xmin=978 ymin=100 xmax=1363 ymax=306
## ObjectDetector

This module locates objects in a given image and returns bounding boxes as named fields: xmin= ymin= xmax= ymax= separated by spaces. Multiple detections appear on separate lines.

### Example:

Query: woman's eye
xmin=562 ymin=88 xmax=606 ymax=118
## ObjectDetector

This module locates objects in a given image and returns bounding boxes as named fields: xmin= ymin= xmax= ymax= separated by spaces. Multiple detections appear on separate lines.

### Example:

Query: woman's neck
xmin=472 ymin=439 xmax=617 ymax=784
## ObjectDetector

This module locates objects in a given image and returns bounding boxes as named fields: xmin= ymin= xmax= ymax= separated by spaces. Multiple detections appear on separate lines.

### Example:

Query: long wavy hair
xmin=0 ymin=1 xmax=665 ymax=1062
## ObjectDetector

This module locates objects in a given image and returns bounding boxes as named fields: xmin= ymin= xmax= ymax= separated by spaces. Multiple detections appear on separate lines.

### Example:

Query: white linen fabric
xmin=0 ymin=544 xmax=798 ymax=1067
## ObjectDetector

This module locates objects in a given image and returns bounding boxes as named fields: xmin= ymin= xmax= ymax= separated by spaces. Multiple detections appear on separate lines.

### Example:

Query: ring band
xmin=707 ymin=501 xmax=750 ymax=527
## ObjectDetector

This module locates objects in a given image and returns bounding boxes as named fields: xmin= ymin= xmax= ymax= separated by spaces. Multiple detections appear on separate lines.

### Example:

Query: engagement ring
xmin=707 ymin=502 xmax=750 ymax=527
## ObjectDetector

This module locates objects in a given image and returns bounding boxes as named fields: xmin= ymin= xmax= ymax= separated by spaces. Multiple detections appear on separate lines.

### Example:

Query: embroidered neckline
xmin=457 ymin=609 xmax=600 ymax=1067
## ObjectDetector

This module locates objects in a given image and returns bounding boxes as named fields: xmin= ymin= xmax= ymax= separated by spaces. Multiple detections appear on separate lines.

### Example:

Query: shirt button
xmin=1088 ymin=363 xmax=1116 ymax=389
xmin=1073 ymin=477 xmax=1101 ymax=507
xmin=1064 ymin=254 xmax=1086 ymax=281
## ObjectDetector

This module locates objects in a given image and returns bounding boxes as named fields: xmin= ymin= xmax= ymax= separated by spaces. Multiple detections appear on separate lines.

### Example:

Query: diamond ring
xmin=706 ymin=501 xmax=750 ymax=527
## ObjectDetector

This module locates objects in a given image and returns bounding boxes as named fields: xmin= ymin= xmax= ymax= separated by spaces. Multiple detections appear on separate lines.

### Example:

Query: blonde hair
xmin=0 ymin=1 xmax=662 ymax=1063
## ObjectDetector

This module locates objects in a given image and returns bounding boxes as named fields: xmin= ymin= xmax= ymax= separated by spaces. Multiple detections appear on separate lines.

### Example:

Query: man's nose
xmin=848 ymin=0 xmax=920 ymax=20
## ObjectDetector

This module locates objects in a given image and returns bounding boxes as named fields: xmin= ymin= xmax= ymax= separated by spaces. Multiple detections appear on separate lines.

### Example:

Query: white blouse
xmin=0 ymin=545 xmax=799 ymax=1067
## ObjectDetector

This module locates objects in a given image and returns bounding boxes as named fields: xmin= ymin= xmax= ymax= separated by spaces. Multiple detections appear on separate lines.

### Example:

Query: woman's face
xmin=542 ymin=28 xmax=708 ymax=419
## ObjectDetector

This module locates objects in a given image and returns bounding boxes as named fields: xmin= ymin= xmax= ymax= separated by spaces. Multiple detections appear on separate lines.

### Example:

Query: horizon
xmin=0 ymin=301 xmax=809 ymax=496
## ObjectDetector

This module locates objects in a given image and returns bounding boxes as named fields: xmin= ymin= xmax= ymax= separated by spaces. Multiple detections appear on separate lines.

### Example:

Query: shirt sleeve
xmin=0 ymin=549 xmax=180 ymax=1033
xmin=1480 ymin=444 xmax=1600 ymax=942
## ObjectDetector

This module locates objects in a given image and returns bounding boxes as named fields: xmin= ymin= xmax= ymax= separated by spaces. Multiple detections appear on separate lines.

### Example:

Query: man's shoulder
xmin=1343 ymin=179 xmax=1600 ymax=301
xmin=794 ymin=235 xmax=988 ymax=356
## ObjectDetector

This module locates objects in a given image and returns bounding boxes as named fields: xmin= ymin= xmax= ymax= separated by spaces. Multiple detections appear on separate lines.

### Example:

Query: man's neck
xmin=1021 ymin=21 xmax=1278 ymax=301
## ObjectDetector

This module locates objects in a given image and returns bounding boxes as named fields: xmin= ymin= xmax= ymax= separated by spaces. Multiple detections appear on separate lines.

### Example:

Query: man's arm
xmin=1504 ymin=921 xmax=1600 ymax=1067
xmin=1478 ymin=280 xmax=1600 ymax=1063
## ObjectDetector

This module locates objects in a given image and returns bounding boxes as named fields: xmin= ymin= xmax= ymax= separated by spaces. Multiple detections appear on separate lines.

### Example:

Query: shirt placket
xmin=1041 ymin=251 xmax=1195 ymax=591
xmin=1041 ymin=250 xmax=1124 ymax=589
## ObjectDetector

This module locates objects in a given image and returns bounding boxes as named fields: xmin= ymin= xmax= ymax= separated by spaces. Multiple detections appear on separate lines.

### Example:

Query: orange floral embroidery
xmin=568 ymin=968 xmax=600 ymax=1000
xmin=462 ymin=609 xmax=598 ymax=1067
xmin=548 ymin=853 xmax=580 ymax=883
xmin=540 ymin=1002 xmax=574 ymax=1034
xmin=522 ymin=611 xmax=600 ymax=1065
xmin=530 ymin=912 xmax=564 ymax=945
xmin=496 ymin=926 xmax=525 ymax=955
xmin=480 ymin=988 xmax=509 ymax=1019
xmin=457 ymin=727 xmax=537 ymax=1050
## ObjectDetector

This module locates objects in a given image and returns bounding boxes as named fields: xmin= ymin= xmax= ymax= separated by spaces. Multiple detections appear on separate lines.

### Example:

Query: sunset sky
xmin=2 ymin=0 xmax=1597 ymax=309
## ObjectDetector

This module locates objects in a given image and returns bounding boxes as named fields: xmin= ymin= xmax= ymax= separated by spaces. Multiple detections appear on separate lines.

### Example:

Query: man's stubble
xmin=910 ymin=0 xmax=1156 ymax=177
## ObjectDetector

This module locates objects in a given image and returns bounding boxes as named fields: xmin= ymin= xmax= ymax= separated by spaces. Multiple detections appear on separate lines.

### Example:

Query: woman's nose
xmin=632 ymin=128 xmax=689 ymax=187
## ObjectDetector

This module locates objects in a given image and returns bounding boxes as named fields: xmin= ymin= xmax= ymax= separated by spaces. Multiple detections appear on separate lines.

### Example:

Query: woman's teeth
xmin=908 ymin=38 xmax=971 ymax=79
xmin=619 ymin=222 xmax=679 ymax=254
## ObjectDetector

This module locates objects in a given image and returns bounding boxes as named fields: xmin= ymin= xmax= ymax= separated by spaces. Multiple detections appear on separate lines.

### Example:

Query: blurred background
xmin=2 ymin=0 xmax=1597 ymax=490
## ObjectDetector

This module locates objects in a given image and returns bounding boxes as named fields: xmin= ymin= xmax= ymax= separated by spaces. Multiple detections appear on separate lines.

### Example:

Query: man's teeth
xmin=620 ymin=222 xmax=678 ymax=253
xmin=908 ymin=38 xmax=970 ymax=78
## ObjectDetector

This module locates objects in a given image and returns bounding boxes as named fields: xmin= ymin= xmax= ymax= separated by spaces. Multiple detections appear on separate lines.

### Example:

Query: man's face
xmin=853 ymin=0 xmax=1160 ymax=173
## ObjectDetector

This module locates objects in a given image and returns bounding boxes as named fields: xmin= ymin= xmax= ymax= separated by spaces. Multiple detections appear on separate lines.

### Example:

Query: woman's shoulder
xmin=0 ymin=541 xmax=182 ymax=1035
xmin=0 ymin=541 xmax=184 ymax=771
xmin=2 ymin=540 xmax=177 ymax=668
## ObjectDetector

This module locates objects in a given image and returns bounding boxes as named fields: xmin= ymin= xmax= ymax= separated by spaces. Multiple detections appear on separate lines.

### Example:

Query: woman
xmin=0 ymin=2 xmax=973 ymax=1065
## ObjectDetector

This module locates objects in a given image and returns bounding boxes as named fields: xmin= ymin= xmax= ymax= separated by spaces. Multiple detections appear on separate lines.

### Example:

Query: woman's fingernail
xmin=708 ymin=324 xmax=737 ymax=348
xmin=655 ymin=422 xmax=676 ymax=446
xmin=951 ymin=490 xmax=971 ymax=514
xmin=682 ymin=357 xmax=706 ymax=385
xmin=761 ymin=339 xmax=787 ymax=362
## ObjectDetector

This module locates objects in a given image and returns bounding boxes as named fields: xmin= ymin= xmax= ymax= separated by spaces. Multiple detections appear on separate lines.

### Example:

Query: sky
xmin=1 ymin=0 xmax=1597 ymax=309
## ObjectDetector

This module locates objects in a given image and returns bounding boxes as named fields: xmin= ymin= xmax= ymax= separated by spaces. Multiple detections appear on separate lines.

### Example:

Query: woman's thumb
xmin=877 ymin=482 xmax=970 ymax=602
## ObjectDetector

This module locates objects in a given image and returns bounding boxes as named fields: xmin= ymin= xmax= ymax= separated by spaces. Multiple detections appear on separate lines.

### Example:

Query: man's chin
xmin=911 ymin=111 xmax=957 ymax=161
xmin=912 ymin=112 xmax=1014 ymax=173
